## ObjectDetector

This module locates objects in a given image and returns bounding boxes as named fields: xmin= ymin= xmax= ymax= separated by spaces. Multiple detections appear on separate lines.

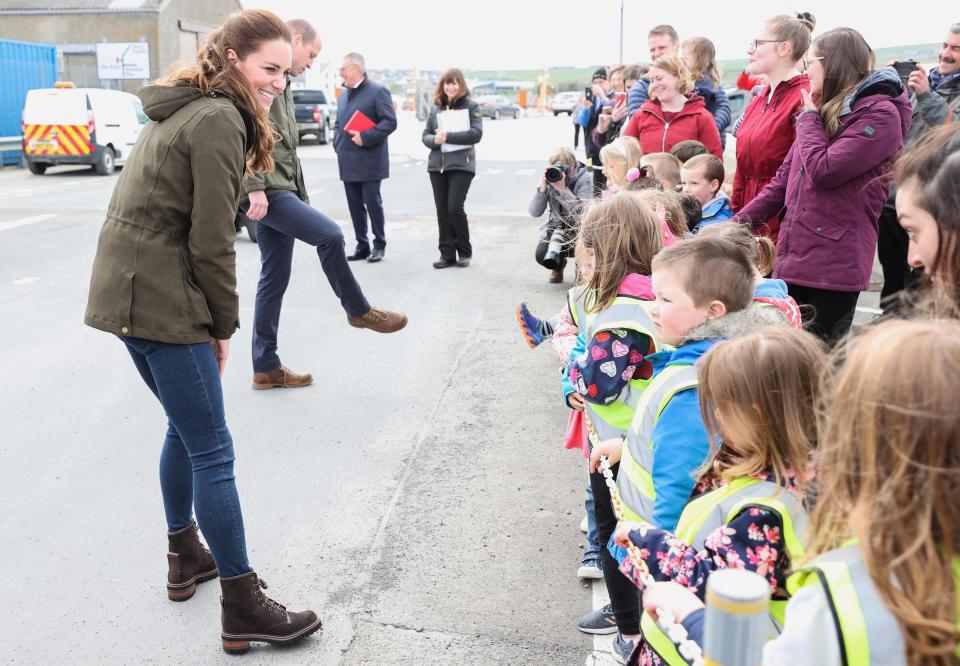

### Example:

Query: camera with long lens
xmin=542 ymin=224 xmax=568 ymax=269
xmin=545 ymin=162 xmax=569 ymax=183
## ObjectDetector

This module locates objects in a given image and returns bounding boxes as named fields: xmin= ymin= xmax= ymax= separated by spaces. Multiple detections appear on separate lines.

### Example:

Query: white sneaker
xmin=580 ymin=515 xmax=589 ymax=533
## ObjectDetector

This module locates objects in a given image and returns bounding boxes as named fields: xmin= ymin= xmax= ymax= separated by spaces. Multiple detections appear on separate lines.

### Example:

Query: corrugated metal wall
xmin=0 ymin=39 xmax=58 ymax=165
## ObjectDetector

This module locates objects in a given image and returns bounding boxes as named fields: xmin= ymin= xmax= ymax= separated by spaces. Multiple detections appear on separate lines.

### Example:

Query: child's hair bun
xmin=795 ymin=11 xmax=816 ymax=31
xmin=626 ymin=167 xmax=641 ymax=182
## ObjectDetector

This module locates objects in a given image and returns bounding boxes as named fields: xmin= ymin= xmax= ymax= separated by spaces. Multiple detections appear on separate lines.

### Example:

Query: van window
xmin=133 ymin=99 xmax=148 ymax=124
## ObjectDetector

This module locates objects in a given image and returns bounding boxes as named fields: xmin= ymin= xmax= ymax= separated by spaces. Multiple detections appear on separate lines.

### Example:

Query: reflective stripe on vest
xmin=641 ymin=611 xmax=689 ymax=665
xmin=673 ymin=476 xmax=807 ymax=630
xmin=787 ymin=543 xmax=907 ymax=665
xmin=616 ymin=364 xmax=698 ymax=522
xmin=582 ymin=296 xmax=660 ymax=444
xmin=567 ymin=284 xmax=590 ymax=331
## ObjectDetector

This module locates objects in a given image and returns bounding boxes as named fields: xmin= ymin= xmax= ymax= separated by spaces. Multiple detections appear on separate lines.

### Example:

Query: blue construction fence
xmin=0 ymin=39 xmax=58 ymax=165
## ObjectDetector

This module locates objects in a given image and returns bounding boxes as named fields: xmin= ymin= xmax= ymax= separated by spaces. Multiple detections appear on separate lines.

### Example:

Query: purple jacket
xmin=734 ymin=68 xmax=912 ymax=292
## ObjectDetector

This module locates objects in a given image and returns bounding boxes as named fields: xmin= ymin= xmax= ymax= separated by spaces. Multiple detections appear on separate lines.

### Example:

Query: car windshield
xmin=293 ymin=91 xmax=327 ymax=104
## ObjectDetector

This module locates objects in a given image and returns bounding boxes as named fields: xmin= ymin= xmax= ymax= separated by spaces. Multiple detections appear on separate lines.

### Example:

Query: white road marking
xmin=483 ymin=168 xmax=503 ymax=175
xmin=308 ymin=189 xmax=325 ymax=198
xmin=515 ymin=168 xmax=535 ymax=176
xmin=856 ymin=306 xmax=883 ymax=316
xmin=588 ymin=580 xmax=617 ymax=664
xmin=0 ymin=214 xmax=56 ymax=232
xmin=13 ymin=277 xmax=40 ymax=285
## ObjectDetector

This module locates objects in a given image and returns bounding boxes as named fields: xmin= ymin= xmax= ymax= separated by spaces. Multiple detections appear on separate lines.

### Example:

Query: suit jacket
xmin=333 ymin=77 xmax=397 ymax=182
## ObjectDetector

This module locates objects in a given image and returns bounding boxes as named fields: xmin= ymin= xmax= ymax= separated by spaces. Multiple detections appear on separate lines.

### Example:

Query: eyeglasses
xmin=802 ymin=56 xmax=824 ymax=71
xmin=748 ymin=39 xmax=782 ymax=52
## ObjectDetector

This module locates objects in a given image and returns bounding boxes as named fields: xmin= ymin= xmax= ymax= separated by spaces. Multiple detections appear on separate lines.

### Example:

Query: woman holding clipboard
xmin=422 ymin=68 xmax=483 ymax=268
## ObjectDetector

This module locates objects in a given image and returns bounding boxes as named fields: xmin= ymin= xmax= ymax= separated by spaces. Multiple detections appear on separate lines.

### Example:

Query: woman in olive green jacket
xmin=84 ymin=9 xmax=321 ymax=654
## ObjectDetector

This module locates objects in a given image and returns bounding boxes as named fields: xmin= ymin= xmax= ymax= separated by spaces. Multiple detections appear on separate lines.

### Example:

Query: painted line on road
xmin=856 ymin=306 xmax=883 ymax=316
xmin=12 ymin=277 xmax=39 ymax=285
xmin=308 ymin=189 xmax=325 ymax=198
xmin=588 ymin=580 xmax=617 ymax=665
xmin=0 ymin=214 xmax=56 ymax=232
xmin=515 ymin=168 xmax=535 ymax=176
xmin=483 ymin=168 xmax=503 ymax=175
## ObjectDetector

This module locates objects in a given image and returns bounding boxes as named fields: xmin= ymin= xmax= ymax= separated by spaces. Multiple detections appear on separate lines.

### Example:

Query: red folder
xmin=344 ymin=110 xmax=375 ymax=133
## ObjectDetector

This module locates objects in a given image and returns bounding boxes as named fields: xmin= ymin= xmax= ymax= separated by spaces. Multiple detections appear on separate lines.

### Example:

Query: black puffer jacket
xmin=421 ymin=96 xmax=483 ymax=174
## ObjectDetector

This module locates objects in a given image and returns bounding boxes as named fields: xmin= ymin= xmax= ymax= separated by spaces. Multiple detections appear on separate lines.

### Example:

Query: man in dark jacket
xmin=577 ymin=67 xmax=611 ymax=195
xmin=240 ymin=20 xmax=406 ymax=391
xmin=878 ymin=24 xmax=960 ymax=308
xmin=333 ymin=52 xmax=398 ymax=262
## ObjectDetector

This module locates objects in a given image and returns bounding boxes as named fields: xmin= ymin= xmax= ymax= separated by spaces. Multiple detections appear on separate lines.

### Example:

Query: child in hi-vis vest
xmin=611 ymin=326 xmax=825 ymax=666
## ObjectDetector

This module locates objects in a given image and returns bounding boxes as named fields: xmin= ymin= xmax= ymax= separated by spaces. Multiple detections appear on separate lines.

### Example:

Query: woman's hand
xmin=210 ymin=338 xmax=230 ymax=377
xmin=597 ymin=113 xmax=611 ymax=133
xmin=642 ymin=582 xmax=705 ymax=623
xmin=611 ymin=98 xmax=629 ymax=122
xmin=800 ymin=88 xmax=819 ymax=112
xmin=612 ymin=521 xmax=646 ymax=548
xmin=539 ymin=166 xmax=549 ymax=193
xmin=589 ymin=436 xmax=623 ymax=473
xmin=434 ymin=129 xmax=447 ymax=145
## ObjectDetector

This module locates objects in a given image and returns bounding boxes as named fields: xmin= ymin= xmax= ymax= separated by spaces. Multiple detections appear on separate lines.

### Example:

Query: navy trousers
xmin=242 ymin=190 xmax=371 ymax=373
xmin=343 ymin=180 xmax=386 ymax=252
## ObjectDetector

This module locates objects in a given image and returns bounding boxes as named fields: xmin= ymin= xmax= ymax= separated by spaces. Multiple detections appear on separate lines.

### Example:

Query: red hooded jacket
xmin=731 ymin=74 xmax=809 ymax=241
xmin=622 ymin=93 xmax=723 ymax=159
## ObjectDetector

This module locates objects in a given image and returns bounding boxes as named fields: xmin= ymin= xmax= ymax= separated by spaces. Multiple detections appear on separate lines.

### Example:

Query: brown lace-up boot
xmin=167 ymin=522 xmax=218 ymax=601
xmin=220 ymin=572 xmax=322 ymax=654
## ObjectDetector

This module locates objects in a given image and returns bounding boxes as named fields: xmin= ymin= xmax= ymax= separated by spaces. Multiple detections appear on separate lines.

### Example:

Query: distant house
xmin=0 ymin=0 xmax=242 ymax=94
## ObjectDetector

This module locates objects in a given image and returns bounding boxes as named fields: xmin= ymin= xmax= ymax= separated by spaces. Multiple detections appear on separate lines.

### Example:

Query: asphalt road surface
xmin=0 ymin=111 xmax=879 ymax=664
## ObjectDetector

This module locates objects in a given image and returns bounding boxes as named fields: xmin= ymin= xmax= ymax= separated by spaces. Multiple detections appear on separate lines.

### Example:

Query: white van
xmin=21 ymin=84 xmax=147 ymax=175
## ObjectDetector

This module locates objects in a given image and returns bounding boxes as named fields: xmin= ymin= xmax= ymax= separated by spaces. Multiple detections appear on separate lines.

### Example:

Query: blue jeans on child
xmin=122 ymin=336 xmax=251 ymax=578
xmin=584 ymin=483 xmax=600 ymax=559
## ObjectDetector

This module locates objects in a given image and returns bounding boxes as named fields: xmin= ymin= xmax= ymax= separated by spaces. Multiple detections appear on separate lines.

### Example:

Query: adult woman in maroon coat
xmin=731 ymin=13 xmax=814 ymax=242
xmin=733 ymin=28 xmax=911 ymax=345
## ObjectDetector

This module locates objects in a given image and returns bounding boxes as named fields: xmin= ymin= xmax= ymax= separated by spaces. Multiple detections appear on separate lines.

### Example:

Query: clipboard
xmin=438 ymin=108 xmax=470 ymax=153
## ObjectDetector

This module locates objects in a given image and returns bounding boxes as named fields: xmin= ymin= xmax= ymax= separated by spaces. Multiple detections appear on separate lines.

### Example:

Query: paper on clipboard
xmin=438 ymin=108 xmax=470 ymax=153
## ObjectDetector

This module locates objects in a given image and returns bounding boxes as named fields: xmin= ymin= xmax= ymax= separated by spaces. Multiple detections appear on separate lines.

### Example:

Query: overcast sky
xmin=246 ymin=0 xmax=954 ymax=73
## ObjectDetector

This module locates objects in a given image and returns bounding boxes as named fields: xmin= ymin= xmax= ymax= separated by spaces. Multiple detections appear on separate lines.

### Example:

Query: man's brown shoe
xmin=252 ymin=366 xmax=313 ymax=390
xmin=347 ymin=306 xmax=408 ymax=333
xmin=549 ymin=269 xmax=564 ymax=283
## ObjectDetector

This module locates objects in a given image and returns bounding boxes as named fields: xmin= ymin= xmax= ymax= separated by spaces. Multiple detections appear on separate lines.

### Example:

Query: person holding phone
xmin=876 ymin=23 xmax=960 ymax=308
xmin=593 ymin=65 xmax=629 ymax=149
xmin=577 ymin=67 xmax=613 ymax=194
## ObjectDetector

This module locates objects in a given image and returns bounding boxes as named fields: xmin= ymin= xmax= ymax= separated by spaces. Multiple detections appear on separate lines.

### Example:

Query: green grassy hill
xmin=466 ymin=43 xmax=941 ymax=92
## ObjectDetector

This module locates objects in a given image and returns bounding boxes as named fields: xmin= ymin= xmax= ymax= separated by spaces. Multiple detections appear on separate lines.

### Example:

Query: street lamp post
xmin=619 ymin=0 xmax=624 ymax=63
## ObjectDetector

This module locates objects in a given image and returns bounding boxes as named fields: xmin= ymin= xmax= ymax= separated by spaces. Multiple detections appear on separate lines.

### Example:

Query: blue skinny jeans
xmin=122 ymin=336 xmax=251 ymax=578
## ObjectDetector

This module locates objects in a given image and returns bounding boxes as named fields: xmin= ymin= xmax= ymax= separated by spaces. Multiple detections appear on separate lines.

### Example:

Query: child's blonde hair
xmin=600 ymin=136 xmax=643 ymax=184
xmin=695 ymin=221 xmax=776 ymax=276
xmin=812 ymin=319 xmax=960 ymax=663
xmin=681 ymin=37 xmax=721 ymax=87
xmin=640 ymin=152 xmax=682 ymax=190
xmin=631 ymin=189 xmax=688 ymax=240
xmin=698 ymin=327 xmax=825 ymax=490
xmin=578 ymin=195 xmax=662 ymax=313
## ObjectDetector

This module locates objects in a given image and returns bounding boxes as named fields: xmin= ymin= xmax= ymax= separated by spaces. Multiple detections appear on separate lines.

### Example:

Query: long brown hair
xmin=812 ymin=27 xmax=874 ymax=137
xmin=695 ymin=221 xmax=776 ymax=276
xmin=895 ymin=123 xmax=960 ymax=302
xmin=698 ymin=326 xmax=825 ymax=490
xmin=433 ymin=68 xmax=469 ymax=107
xmin=577 ymin=195 xmax=662 ymax=313
xmin=681 ymin=37 xmax=721 ymax=87
xmin=159 ymin=9 xmax=291 ymax=175
xmin=811 ymin=319 xmax=960 ymax=663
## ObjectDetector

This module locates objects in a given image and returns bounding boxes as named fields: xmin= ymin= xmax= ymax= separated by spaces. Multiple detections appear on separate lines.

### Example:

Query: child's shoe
xmin=577 ymin=552 xmax=603 ymax=580
xmin=611 ymin=632 xmax=637 ymax=664
xmin=516 ymin=302 xmax=551 ymax=348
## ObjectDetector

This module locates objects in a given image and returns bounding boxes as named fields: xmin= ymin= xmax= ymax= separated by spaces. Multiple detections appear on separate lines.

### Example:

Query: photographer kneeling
xmin=529 ymin=148 xmax=592 ymax=283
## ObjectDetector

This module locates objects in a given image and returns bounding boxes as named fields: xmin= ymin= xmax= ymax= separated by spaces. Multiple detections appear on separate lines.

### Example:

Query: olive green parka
xmin=85 ymin=84 xmax=255 ymax=343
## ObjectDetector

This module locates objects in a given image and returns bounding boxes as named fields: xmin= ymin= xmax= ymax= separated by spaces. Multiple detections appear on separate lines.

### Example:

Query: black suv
xmin=292 ymin=89 xmax=334 ymax=144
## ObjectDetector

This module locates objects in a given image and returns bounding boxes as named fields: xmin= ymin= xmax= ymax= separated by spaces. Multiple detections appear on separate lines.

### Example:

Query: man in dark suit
xmin=333 ymin=52 xmax=398 ymax=263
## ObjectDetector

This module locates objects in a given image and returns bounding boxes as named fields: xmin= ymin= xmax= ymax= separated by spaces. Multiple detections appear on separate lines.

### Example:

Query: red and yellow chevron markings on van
xmin=23 ymin=124 xmax=92 ymax=155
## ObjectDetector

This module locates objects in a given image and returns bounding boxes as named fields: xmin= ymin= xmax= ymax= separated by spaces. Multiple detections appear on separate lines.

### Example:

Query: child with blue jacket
xmin=680 ymin=155 xmax=734 ymax=232
xmin=587 ymin=236 xmax=787 ymax=659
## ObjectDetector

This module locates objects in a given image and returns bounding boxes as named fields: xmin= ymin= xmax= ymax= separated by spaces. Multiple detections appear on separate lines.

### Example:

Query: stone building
xmin=0 ymin=0 xmax=243 ymax=93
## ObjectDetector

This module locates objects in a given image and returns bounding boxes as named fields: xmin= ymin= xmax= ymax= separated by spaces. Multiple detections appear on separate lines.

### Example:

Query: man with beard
xmin=239 ymin=18 xmax=407 ymax=391
xmin=877 ymin=24 xmax=960 ymax=309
